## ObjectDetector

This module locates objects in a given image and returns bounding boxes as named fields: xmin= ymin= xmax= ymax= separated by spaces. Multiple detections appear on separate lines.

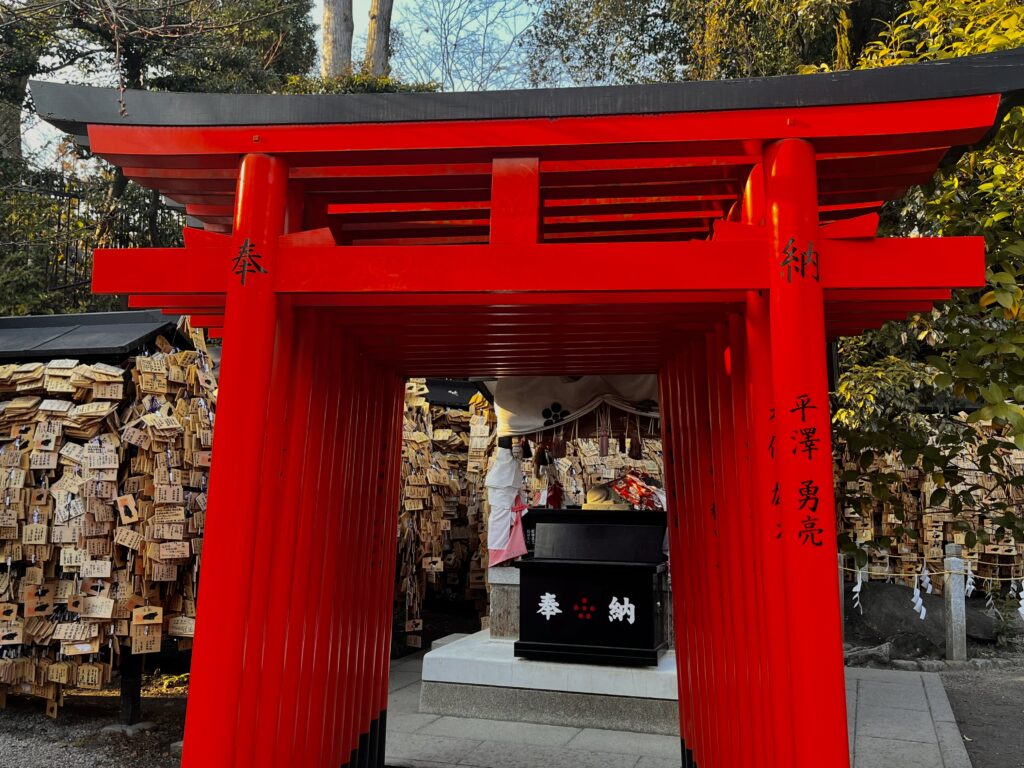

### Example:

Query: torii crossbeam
xmin=31 ymin=47 xmax=1024 ymax=768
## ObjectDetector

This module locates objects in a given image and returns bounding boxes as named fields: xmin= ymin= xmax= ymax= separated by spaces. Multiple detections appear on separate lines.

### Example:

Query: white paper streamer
xmin=911 ymin=577 xmax=927 ymax=621
xmin=851 ymin=569 xmax=864 ymax=615
xmin=983 ymin=578 xmax=1002 ymax=619
xmin=920 ymin=562 xmax=933 ymax=595
xmin=965 ymin=560 xmax=976 ymax=598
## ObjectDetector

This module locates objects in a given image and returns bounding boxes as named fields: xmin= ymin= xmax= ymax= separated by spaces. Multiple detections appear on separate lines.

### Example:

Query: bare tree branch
xmin=394 ymin=0 xmax=535 ymax=91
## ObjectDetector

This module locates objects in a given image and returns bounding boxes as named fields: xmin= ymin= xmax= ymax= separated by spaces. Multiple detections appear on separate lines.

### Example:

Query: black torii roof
xmin=30 ymin=48 xmax=1024 ymax=151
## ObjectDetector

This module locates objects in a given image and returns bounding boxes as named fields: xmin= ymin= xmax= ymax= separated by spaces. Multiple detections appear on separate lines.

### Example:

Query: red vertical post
xmin=325 ymin=335 xmax=357 ymax=765
xmin=490 ymin=157 xmax=540 ymax=243
xmin=706 ymin=328 xmax=752 ymax=768
xmin=677 ymin=349 xmax=708 ymax=767
xmin=328 ymin=335 xmax=362 ymax=766
xmin=766 ymin=138 xmax=849 ymax=767
xmin=659 ymin=349 xmax=695 ymax=767
xmin=183 ymin=153 xmax=288 ymax=768
xmin=340 ymin=346 xmax=373 ymax=768
xmin=686 ymin=338 xmax=731 ymax=768
xmin=366 ymin=358 xmax=394 ymax=768
xmin=668 ymin=350 xmax=699 ymax=765
xmin=250 ymin=309 xmax=317 ymax=762
xmin=722 ymin=317 xmax=773 ymax=766
xmin=684 ymin=346 xmax=716 ymax=767
xmin=354 ymin=350 xmax=378 ymax=767
xmin=670 ymin=346 xmax=708 ymax=767
xmin=727 ymin=313 xmax=776 ymax=767
xmin=272 ymin=312 xmax=333 ymax=766
xmin=232 ymin=298 xmax=297 ymax=768
xmin=353 ymin=348 xmax=381 ymax=768
xmin=372 ymin=371 xmax=407 ymax=767
xmin=295 ymin=317 xmax=347 ymax=768
xmin=744 ymin=162 xmax=797 ymax=767
xmin=234 ymin=191 xmax=303 ymax=768
xmin=308 ymin=326 xmax=347 ymax=767
xmin=360 ymin=354 xmax=393 ymax=768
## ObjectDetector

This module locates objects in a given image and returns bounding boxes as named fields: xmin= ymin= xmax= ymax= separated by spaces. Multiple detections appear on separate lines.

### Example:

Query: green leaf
xmin=980 ymin=382 xmax=1004 ymax=404
xmin=995 ymin=289 xmax=1015 ymax=308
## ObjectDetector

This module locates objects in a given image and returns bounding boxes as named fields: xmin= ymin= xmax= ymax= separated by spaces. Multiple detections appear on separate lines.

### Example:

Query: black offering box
xmin=515 ymin=509 xmax=668 ymax=666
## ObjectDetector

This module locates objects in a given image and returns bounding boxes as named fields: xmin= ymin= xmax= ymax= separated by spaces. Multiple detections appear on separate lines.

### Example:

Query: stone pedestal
xmin=488 ymin=566 xmax=520 ymax=640
xmin=421 ymin=631 xmax=680 ymax=735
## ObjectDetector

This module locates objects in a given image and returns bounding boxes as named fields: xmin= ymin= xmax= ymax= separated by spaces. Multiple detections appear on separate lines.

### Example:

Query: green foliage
xmin=280 ymin=73 xmax=439 ymax=95
xmin=142 ymin=0 xmax=317 ymax=93
xmin=523 ymin=0 xmax=909 ymax=85
xmin=1 ymin=1 xmax=318 ymax=316
xmin=834 ymin=0 xmax=1024 ymax=546
xmin=3 ymin=2 xmax=317 ymax=107
xmin=524 ymin=0 xmax=690 ymax=85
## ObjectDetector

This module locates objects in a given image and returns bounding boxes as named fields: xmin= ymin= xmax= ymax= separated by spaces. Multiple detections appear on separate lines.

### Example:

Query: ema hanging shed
xmin=30 ymin=48 xmax=1024 ymax=768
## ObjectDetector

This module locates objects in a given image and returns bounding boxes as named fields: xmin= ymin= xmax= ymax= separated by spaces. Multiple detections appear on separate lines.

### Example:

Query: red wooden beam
xmin=825 ymin=289 xmax=950 ymax=302
xmin=822 ymin=237 xmax=985 ymax=289
xmin=545 ymin=209 xmax=723 ymax=225
xmin=348 ymin=235 xmax=487 ymax=246
xmin=129 ymin=294 xmax=225 ymax=308
xmin=290 ymin=290 xmax=746 ymax=307
xmin=189 ymin=314 xmax=225 ymax=328
xmin=342 ymin=226 xmax=489 ymax=241
xmin=336 ymin=214 xmax=488 ymax=227
xmin=327 ymin=200 xmax=490 ymax=215
xmin=544 ymin=230 xmax=709 ymax=242
xmin=545 ymin=191 xmax=738 ymax=207
xmin=121 ymin=146 xmax=930 ymax=188
xmin=93 ymin=247 xmax=225 ymax=293
xmin=95 ymin=236 xmax=982 ymax=297
xmin=276 ymin=242 xmax=769 ymax=293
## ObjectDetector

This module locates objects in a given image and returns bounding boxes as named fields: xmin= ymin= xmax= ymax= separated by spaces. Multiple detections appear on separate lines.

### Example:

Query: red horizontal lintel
xmin=93 ymin=236 xmax=983 ymax=299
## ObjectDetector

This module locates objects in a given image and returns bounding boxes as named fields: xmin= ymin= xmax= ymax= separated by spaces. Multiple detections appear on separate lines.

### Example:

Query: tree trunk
xmin=0 ymin=76 xmax=27 ymax=161
xmin=364 ymin=0 xmax=395 ymax=77
xmin=322 ymin=0 xmax=354 ymax=78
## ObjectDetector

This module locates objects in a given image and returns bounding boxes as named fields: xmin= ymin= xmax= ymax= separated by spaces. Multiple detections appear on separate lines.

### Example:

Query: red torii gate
xmin=32 ymin=49 xmax=1024 ymax=768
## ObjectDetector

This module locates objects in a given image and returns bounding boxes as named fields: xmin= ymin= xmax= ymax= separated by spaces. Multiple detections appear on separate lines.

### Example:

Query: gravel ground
xmin=0 ymin=692 xmax=185 ymax=768
xmin=942 ymin=667 xmax=1024 ymax=768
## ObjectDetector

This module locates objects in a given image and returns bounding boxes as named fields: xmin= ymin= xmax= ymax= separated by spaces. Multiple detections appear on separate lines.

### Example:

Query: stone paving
xmin=386 ymin=656 xmax=973 ymax=768
xmin=846 ymin=667 xmax=971 ymax=768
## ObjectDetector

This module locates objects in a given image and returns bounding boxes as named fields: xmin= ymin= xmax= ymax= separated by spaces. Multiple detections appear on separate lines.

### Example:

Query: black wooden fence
xmin=1 ymin=168 xmax=183 ymax=314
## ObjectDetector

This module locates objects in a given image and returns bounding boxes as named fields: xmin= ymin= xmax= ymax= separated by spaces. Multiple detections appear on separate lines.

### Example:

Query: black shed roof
xmin=0 ymin=311 xmax=177 ymax=361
